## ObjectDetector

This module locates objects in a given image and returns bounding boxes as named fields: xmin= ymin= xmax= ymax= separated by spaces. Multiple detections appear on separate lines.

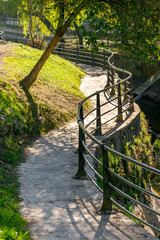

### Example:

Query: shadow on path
xmin=21 ymin=85 xmax=40 ymax=134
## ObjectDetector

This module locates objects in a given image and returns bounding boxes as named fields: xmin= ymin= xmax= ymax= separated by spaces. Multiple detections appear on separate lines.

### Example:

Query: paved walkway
xmin=18 ymin=66 xmax=158 ymax=240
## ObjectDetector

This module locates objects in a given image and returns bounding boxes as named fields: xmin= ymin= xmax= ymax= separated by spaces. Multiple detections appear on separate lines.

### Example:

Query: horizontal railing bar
xmin=83 ymin=153 xmax=103 ymax=181
xmin=122 ymin=102 xmax=134 ymax=113
xmin=79 ymin=83 xmax=126 ymax=106
xmin=89 ymin=125 xmax=101 ymax=135
xmin=98 ymin=113 xmax=118 ymax=127
xmin=89 ymin=113 xmax=118 ymax=135
xmin=122 ymin=88 xmax=132 ymax=96
xmin=78 ymin=54 xmax=93 ymax=59
xmin=85 ymin=116 xmax=96 ymax=129
xmin=65 ymin=56 xmax=76 ymax=61
xmin=111 ymin=198 xmax=160 ymax=234
xmin=85 ymin=168 xmax=103 ymax=194
xmin=78 ymin=52 xmax=93 ymax=56
xmin=103 ymin=94 xmax=118 ymax=105
xmin=109 ymin=169 xmax=160 ymax=200
xmin=54 ymin=51 xmax=63 ymax=55
xmin=63 ymin=52 xmax=76 ymax=57
xmin=103 ymin=145 xmax=160 ymax=175
xmin=100 ymin=106 xmax=117 ymax=118
xmin=78 ymin=59 xmax=92 ymax=64
xmin=84 ymin=107 xmax=97 ymax=120
xmin=122 ymin=95 xmax=133 ymax=106
xmin=104 ymin=95 xmax=118 ymax=105
xmin=85 ymin=105 xmax=119 ymax=130
xmin=94 ymin=57 xmax=104 ymax=62
xmin=82 ymin=141 xmax=103 ymax=167
xmin=78 ymin=107 xmax=160 ymax=176
xmin=63 ymin=48 xmax=77 ymax=53
xmin=94 ymin=62 xmax=104 ymax=66
xmin=109 ymin=183 xmax=160 ymax=216
xmin=74 ymin=43 xmax=160 ymax=233
xmin=78 ymin=121 xmax=102 ymax=146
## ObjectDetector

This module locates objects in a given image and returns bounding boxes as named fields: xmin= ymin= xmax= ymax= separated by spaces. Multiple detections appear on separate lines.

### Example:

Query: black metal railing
xmin=54 ymin=44 xmax=160 ymax=235
xmin=54 ymin=43 xmax=134 ymax=123
xmin=76 ymin=89 xmax=160 ymax=234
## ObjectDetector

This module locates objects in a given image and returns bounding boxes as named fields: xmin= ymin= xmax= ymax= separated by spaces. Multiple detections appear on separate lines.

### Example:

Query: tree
xmin=0 ymin=0 xmax=21 ymax=18
xmin=20 ymin=0 xmax=90 ymax=90
xmin=18 ymin=0 xmax=84 ymax=48
xmin=81 ymin=0 xmax=160 ymax=63
xmin=20 ymin=0 xmax=160 ymax=90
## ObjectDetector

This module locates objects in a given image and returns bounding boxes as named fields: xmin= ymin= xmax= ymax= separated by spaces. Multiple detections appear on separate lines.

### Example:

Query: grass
xmin=0 ymin=41 xmax=87 ymax=239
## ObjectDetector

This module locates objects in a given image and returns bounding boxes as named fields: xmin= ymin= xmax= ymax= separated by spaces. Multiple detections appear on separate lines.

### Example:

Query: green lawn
xmin=0 ymin=41 xmax=87 ymax=240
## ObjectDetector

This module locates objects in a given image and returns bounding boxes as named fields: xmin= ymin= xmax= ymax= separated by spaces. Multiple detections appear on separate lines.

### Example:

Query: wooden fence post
xmin=63 ymin=44 xmax=65 ymax=58
xmin=91 ymin=51 xmax=94 ymax=67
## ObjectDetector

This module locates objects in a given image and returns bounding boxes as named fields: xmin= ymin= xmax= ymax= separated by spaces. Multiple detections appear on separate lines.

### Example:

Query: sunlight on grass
xmin=3 ymin=44 xmax=85 ymax=97
xmin=0 ymin=42 xmax=88 ymax=240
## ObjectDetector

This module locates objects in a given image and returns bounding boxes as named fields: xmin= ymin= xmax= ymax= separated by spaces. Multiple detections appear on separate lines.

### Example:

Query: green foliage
xmin=0 ymin=164 xmax=30 ymax=240
xmin=126 ymin=201 xmax=133 ymax=213
xmin=81 ymin=0 xmax=160 ymax=63
xmin=3 ymin=44 xmax=85 ymax=97
xmin=153 ymin=138 xmax=160 ymax=150
xmin=0 ymin=0 xmax=21 ymax=18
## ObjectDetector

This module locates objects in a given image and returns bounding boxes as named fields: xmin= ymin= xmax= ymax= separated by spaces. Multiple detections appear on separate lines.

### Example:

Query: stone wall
xmin=101 ymin=104 xmax=141 ymax=152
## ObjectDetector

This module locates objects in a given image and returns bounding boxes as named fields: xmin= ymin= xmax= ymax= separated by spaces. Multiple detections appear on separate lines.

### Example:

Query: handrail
xmin=54 ymin=43 xmax=160 ymax=234
xmin=76 ymin=87 xmax=160 ymax=235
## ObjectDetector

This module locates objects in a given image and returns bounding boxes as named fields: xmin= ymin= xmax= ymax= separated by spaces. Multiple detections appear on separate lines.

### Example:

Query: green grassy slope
xmin=0 ymin=41 xmax=86 ymax=239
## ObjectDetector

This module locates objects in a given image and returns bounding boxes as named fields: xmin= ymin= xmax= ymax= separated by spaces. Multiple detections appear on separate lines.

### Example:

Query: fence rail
xmin=3 ymin=39 xmax=159 ymax=233
xmin=53 ymin=43 xmax=160 ymax=235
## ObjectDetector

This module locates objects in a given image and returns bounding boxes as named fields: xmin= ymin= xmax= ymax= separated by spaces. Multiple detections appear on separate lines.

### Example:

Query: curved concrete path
xmin=18 ymin=65 xmax=158 ymax=240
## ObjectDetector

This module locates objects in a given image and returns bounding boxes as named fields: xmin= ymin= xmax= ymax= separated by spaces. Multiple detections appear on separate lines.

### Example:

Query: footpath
xmin=18 ymin=65 xmax=158 ymax=240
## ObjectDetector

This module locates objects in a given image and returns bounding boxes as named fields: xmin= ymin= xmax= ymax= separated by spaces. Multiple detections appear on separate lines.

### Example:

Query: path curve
xmin=18 ymin=65 xmax=158 ymax=240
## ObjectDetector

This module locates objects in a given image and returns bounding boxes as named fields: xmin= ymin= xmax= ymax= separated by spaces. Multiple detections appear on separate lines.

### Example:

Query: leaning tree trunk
xmin=20 ymin=0 xmax=89 ymax=90
xmin=73 ymin=21 xmax=84 ymax=47
xmin=32 ymin=12 xmax=66 ymax=43
xmin=20 ymin=32 xmax=62 ymax=89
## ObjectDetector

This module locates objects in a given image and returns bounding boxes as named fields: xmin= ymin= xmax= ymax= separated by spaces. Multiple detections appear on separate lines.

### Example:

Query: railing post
xmin=100 ymin=145 xmax=112 ymax=213
xmin=95 ymin=92 xmax=102 ymax=135
xmin=91 ymin=51 xmax=94 ymax=67
xmin=123 ymin=71 xmax=128 ymax=101
xmin=116 ymin=80 xmax=123 ymax=121
xmin=110 ymin=66 xmax=116 ymax=95
xmin=75 ymin=104 xmax=86 ymax=179
xmin=129 ymin=76 xmax=134 ymax=111
xmin=103 ymin=50 xmax=106 ymax=70
xmin=76 ymin=45 xmax=79 ymax=65
xmin=106 ymin=63 xmax=110 ymax=87
xmin=63 ymin=44 xmax=65 ymax=58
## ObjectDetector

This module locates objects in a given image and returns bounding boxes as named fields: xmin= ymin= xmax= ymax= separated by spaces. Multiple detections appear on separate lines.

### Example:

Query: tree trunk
xmin=32 ymin=12 xmax=66 ymax=43
xmin=20 ymin=0 xmax=89 ymax=90
xmin=20 ymin=32 xmax=62 ymax=89
xmin=73 ymin=21 xmax=84 ymax=47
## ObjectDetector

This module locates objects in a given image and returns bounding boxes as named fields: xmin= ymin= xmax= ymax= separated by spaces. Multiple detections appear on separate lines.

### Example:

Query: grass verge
xmin=0 ymin=41 xmax=88 ymax=239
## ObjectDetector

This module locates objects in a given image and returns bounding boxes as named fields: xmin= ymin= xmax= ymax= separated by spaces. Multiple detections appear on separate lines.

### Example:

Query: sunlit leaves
xmin=81 ymin=0 xmax=160 ymax=63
